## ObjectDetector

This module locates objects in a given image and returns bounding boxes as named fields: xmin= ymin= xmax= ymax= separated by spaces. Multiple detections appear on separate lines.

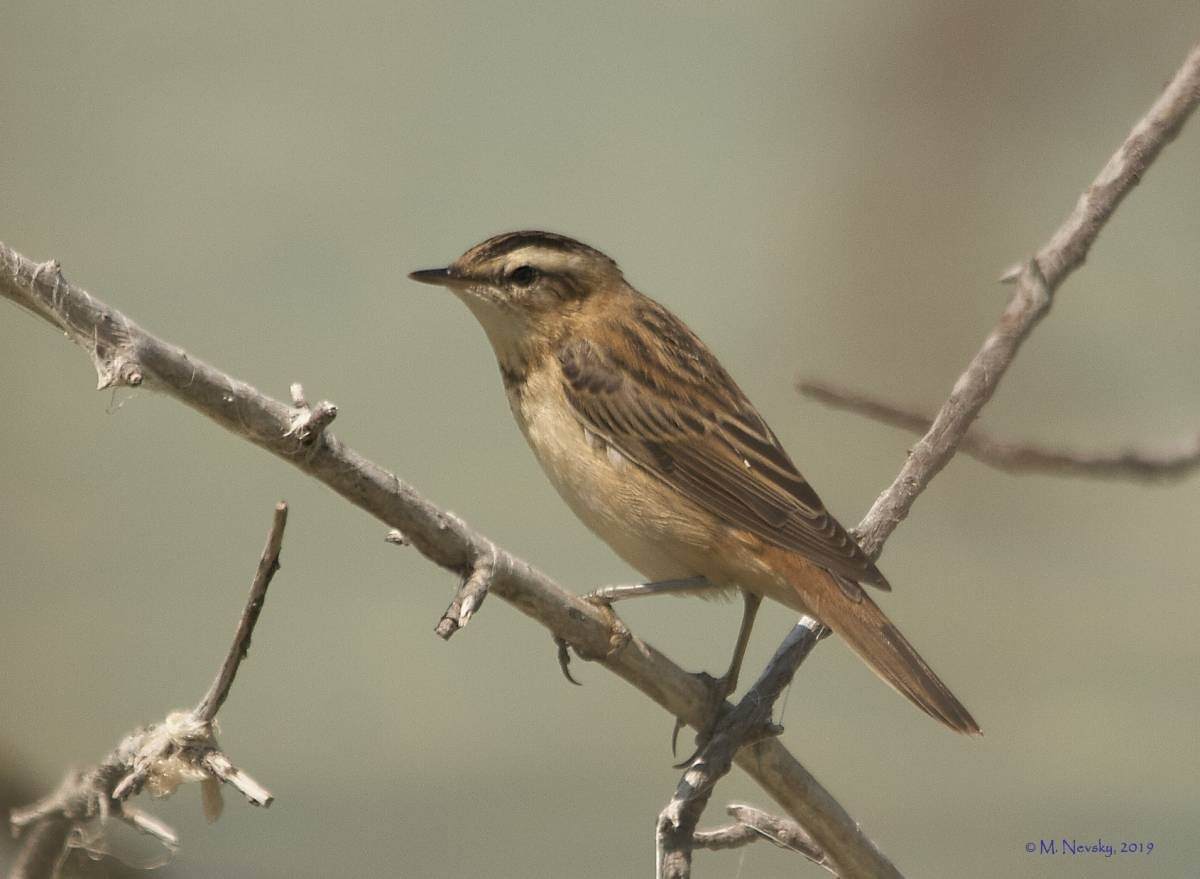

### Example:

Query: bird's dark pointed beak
xmin=408 ymin=267 xmax=460 ymax=287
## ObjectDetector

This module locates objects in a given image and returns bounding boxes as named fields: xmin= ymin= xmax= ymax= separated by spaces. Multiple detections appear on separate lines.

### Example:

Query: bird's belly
xmin=510 ymin=379 xmax=712 ymax=584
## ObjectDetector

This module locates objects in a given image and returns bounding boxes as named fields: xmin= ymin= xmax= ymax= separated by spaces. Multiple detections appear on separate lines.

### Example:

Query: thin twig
xmin=119 ymin=805 xmax=180 ymax=848
xmin=694 ymin=804 xmax=833 ymax=874
xmin=7 ymin=504 xmax=287 ymax=878
xmin=435 ymin=543 xmax=497 ymax=638
xmin=286 ymin=382 xmax=338 ymax=446
xmin=798 ymin=379 xmax=1200 ymax=482
xmin=0 ymin=249 xmax=896 ymax=877
xmin=196 ymin=502 xmax=288 ymax=722
xmin=199 ymin=752 xmax=273 ymax=808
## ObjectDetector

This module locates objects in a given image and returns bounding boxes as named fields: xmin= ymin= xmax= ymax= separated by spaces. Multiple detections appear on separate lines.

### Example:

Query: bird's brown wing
xmin=557 ymin=313 xmax=889 ymax=589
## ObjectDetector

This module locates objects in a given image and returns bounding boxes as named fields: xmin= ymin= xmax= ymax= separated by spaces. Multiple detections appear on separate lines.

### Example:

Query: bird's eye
xmin=509 ymin=265 xmax=538 ymax=287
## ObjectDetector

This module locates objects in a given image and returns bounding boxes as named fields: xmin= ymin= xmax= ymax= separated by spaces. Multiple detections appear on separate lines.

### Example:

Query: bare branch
xmin=850 ymin=41 xmax=1200 ymax=560
xmin=7 ymin=504 xmax=286 ymax=878
xmin=798 ymin=380 xmax=1200 ymax=482
xmin=695 ymin=804 xmax=833 ymax=874
xmin=196 ymin=501 xmax=288 ymax=722
xmin=0 ymin=248 xmax=899 ymax=878
xmin=435 ymin=541 xmax=497 ymax=638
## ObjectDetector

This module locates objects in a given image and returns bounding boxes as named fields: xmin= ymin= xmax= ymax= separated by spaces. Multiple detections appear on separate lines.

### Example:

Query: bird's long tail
xmin=772 ymin=549 xmax=981 ymax=735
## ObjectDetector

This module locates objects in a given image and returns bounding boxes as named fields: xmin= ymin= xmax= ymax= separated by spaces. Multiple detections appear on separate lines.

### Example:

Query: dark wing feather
xmin=557 ymin=304 xmax=889 ymax=589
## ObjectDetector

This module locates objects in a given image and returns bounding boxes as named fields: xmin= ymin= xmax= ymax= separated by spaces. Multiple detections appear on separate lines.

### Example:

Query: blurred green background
xmin=2 ymin=3 xmax=1198 ymax=877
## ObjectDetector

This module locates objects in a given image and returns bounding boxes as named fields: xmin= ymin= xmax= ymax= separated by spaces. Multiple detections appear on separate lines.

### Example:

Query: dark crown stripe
xmin=467 ymin=231 xmax=616 ymax=268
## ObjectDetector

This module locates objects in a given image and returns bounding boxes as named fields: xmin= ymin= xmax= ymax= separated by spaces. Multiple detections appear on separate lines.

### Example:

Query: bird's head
xmin=409 ymin=231 xmax=625 ymax=363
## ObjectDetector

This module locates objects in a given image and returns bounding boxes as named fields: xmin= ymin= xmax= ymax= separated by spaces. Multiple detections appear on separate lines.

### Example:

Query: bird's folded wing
xmin=557 ymin=335 xmax=888 ymax=589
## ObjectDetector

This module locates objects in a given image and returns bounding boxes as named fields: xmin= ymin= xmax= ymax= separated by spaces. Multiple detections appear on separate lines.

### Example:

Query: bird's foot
xmin=671 ymin=670 xmax=786 ymax=768
xmin=554 ymin=593 xmax=633 ymax=686
xmin=582 ymin=592 xmax=633 ymax=657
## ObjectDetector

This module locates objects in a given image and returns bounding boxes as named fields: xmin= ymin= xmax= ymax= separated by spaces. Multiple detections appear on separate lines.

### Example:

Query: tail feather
xmin=781 ymin=556 xmax=981 ymax=735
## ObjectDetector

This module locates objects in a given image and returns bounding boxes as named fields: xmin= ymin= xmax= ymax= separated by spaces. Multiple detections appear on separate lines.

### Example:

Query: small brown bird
xmin=411 ymin=231 xmax=979 ymax=735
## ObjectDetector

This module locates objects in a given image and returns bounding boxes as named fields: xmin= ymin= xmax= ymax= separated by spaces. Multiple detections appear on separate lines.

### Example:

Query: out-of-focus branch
xmin=798 ymin=380 xmax=1200 ymax=482
xmin=662 ymin=38 xmax=1200 ymax=879
xmin=848 ymin=40 xmax=1200 ymax=560
xmin=7 ymin=814 xmax=71 ymax=879
xmin=7 ymin=504 xmax=286 ymax=879
xmin=0 ymin=247 xmax=898 ymax=879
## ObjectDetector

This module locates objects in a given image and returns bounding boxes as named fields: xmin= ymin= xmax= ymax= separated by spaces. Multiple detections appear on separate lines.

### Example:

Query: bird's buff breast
xmin=504 ymin=362 xmax=812 ymax=614
xmin=507 ymin=365 xmax=720 ymax=585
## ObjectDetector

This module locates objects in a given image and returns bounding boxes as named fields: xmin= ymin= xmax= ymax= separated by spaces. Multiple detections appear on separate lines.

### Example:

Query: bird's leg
xmin=582 ymin=575 xmax=711 ymax=657
xmin=712 ymin=590 xmax=763 ymax=700
xmin=583 ymin=575 xmax=711 ymax=604
xmin=671 ymin=591 xmax=763 ymax=760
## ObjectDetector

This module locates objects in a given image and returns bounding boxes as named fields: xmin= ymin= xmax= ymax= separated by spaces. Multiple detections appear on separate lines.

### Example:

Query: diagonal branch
xmin=0 ymin=246 xmax=897 ymax=879
xmin=657 ymin=37 xmax=1200 ymax=878
xmin=798 ymin=380 xmax=1200 ymax=482
xmin=849 ymin=40 xmax=1200 ymax=560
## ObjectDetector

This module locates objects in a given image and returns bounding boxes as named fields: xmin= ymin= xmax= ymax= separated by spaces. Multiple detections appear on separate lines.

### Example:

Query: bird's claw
xmin=554 ymin=636 xmax=583 ymax=686
xmin=555 ymin=596 xmax=634 ymax=687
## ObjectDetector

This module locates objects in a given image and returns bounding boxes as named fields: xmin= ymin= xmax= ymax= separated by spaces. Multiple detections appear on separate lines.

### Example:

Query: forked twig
xmin=8 ymin=503 xmax=288 ymax=879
